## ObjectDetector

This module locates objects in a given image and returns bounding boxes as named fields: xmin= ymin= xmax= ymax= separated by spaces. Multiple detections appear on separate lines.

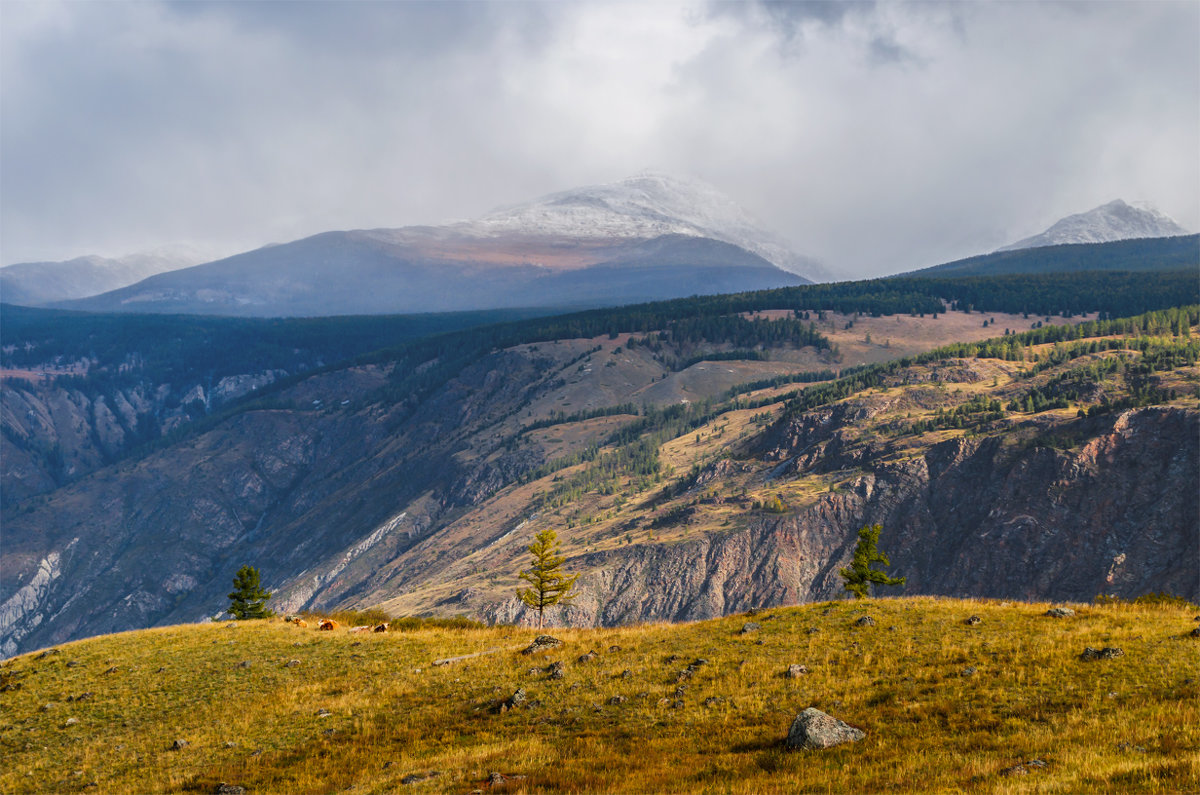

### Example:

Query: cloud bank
xmin=2 ymin=0 xmax=1196 ymax=277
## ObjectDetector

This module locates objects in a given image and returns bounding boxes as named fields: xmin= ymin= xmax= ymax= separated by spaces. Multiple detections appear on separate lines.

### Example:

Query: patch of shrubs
xmin=1093 ymin=592 xmax=1199 ymax=609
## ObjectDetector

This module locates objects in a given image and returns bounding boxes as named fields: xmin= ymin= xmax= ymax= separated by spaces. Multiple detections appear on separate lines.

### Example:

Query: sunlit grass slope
xmin=1 ymin=598 xmax=1197 ymax=794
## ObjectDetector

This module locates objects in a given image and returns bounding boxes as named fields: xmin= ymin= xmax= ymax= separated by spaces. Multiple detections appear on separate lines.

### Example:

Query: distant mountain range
xmin=906 ymin=234 xmax=1200 ymax=278
xmin=998 ymin=199 xmax=1189 ymax=251
xmin=4 ymin=186 xmax=1193 ymax=317
xmin=0 ymin=245 xmax=215 ymax=306
xmin=49 ymin=173 xmax=820 ymax=317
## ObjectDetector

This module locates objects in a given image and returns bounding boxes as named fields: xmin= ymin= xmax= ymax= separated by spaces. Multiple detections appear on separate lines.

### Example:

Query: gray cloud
xmin=2 ymin=0 xmax=1196 ymax=279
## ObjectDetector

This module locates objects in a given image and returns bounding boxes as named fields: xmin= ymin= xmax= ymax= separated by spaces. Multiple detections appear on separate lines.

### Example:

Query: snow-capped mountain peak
xmin=458 ymin=171 xmax=825 ymax=280
xmin=998 ymin=199 xmax=1190 ymax=251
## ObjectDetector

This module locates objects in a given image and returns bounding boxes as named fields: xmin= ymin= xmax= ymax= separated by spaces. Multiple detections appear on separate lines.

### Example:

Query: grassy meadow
xmin=1 ymin=597 xmax=1197 ymax=794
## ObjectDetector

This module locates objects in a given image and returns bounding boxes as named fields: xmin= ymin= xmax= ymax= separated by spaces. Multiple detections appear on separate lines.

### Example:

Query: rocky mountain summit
xmin=999 ymin=199 xmax=1189 ymax=251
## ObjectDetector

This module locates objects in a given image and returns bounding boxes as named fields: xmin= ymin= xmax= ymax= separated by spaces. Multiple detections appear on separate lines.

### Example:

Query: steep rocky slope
xmin=2 ymin=307 xmax=1197 ymax=656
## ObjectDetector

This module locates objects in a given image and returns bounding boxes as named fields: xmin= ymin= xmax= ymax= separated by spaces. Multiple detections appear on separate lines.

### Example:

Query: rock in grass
xmin=1189 ymin=627 xmax=1200 ymax=638
xmin=854 ymin=616 xmax=875 ymax=627
xmin=1079 ymin=646 xmax=1124 ymax=661
xmin=577 ymin=651 xmax=598 ymax=663
xmin=1045 ymin=607 xmax=1075 ymax=618
xmin=785 ymin=707 xmax=866 ymax=750
xmin=786 ymin=664 xmax=809 ymax=678
xmin=520 ymin=636 xmax=562 ymax=655
xmin=1000 ymin=764 xmax=1029 ymax=776
xmin=214 ymin=784 xmax=246 ymax=795
xmin=740 ymin=622 xmax=761 ymax=634
xmin=964 ymin=615 xmax=981 ymax=626
xmin=170 ymin=739 xmax=188 ymax=750
xmin=496 ymin=688 xmax=526 ymax=713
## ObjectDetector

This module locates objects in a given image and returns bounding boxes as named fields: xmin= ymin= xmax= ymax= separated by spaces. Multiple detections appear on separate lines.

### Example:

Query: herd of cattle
xmin=283 ymin=615 xmax=390 ymax=633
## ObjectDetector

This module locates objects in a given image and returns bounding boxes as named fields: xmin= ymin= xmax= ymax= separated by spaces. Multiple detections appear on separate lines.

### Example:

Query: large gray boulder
xmin=785 ymin=708 xmax=866 ymax=750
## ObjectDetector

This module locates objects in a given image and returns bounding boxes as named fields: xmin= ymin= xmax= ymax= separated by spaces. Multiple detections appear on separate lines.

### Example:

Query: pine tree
xmin=517 ymin=529 xmax=579 ymax=629
xmin=839 ymin=524 xmax=906 ymax=599
xmin=227 ymin=565 xmax=273 ymax=620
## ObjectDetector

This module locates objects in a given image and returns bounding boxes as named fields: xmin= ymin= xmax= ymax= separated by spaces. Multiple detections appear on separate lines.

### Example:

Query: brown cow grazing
xmin=373 ymin=623 xmax=389 ymax=633
xmin=292 ymin=618 xmax=309 ymax=628
xmin=317 ymin=619 xmax=339 ymax=631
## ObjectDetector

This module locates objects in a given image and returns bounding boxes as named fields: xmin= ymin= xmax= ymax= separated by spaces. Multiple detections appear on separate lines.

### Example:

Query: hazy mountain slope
xmin=0 ymin=246 xmax=212 ymax=306
xmin=902 ymin=234 xmax=1199 ymax=278
xmin=57 ymin=174 xmax=817 ymax=317
xmin=999 ymin=199 xmax=1189 ymax=251
xmin=2 ymin=299 xmax=1196 ymax=657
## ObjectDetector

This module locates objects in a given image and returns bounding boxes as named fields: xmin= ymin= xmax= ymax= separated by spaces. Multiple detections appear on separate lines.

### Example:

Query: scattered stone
xmin=785 ymin=708 xmax=866 ymax=750
xmin=323 ymin=728 xmax=335 ymax=737
xmin=964 ymin=615 xmax=981 ymax=626
xmin=577 ymin=651 xmax=598 ymax=663
xmin=547 ymin=661 xmax=566 ymax=680
xmin=1027 ymin=759 xmax=1047 ymax=769
xmin=786 ymin=664 xmax=809 ymax=678
xmin=223 ymin=741 xmax=238 ymax=749
xmin=608 ymin=645 xmax=621 ymax=652
xmin=1189 ymin=627 xmax=1200 ymax=638
xmin=999 ymin=764 xmax=1028 ymax=777
xmin=237 ymin=660 xmax=252 ymax=669
xmin=64 ymin=717 xmax=79 ymax=727
xmin=400 ymin=771 xmax=442 ymax=785
xmin=675 ymin=685 xmax=688 ymax=698
xmin=156 ymin=667 xmax=166 ymax=673
xmin=40 ymin=703 xmax=57 ymax=712
xmin=104 ymin=666 xmax=119 ymax=674
xmin=740 ymin=622 xmax=761 ymax=634
xmin=805 ymin=627 xmax=820 ymax=635
xmin=608 ymin=695 xmax=627 ymax=705
xmin=520 ymin=635 xmax=562 ymax=655
xmin=657 ymin=698 xmax=671 ymax=707
xmin=1080 ymin=647 xmax=1124 ymax=661
xmin=620 ymin=669 xmax=632 ymax=679
xmin=36 ymin=649 xmax=60 ymax=660
xmin=66 ymin=660 xmax=80 ymax=667
xmin=316 ymin=709 xmax=332 ymax=718
xmin=853 ymin=616 xmax=875 ymax=627
xmin=1045 ymin=607 xmax=1075 ymax=618
xmin=285 ymin=659 xmax=300 ymax=668
xmin=214 ymin=784 xmax=246 ymax=795
xmin=170 ymin=739 xmax=188 ymax=750
xmin=496 ymin=687 xmax=527 ymax=713
xmin=703 ymin=696 xmax=725 ymax=707
xmin=961 ymin=666 xmax=977 ymax=677
xmin=487 ymin=772 xmax=526 ymax=789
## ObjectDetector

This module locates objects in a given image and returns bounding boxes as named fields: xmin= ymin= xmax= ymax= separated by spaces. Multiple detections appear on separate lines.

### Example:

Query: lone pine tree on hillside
xmin=840 ymin=524 xmax=906 ymax=599
xmin=227 ymin=565 xmax=274 ymax=619
xmin=517 ymin=529 xmax=580 ymax=629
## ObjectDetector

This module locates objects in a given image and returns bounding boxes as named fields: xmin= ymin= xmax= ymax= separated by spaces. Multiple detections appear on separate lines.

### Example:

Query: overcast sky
xmin=2 ymin=0 xmax=1197 ymax=277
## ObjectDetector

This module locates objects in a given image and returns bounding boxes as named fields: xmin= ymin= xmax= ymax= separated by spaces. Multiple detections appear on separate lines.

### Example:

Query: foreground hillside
xmin=1 ymin=598 xmax=1196 ymax=794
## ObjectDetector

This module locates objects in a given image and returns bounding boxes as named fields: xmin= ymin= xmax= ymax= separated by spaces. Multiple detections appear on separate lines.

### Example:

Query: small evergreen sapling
xmin=227 ymin=565 xmax=274 ymax=619
xmin=840 ymin=524 xmax=906 ymax=599
xmin=517 ymin=529 xmax=579 ymax=629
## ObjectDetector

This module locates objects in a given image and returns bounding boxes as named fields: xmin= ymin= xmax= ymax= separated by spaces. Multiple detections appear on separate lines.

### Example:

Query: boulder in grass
xmin=1079 ymin=646 xmax=1124 ymax=661
xmin=1045 ymin=607 xmax=1075 ymax=618
xmin=785 ymin=707 xmax=866 ymax=750
xmin=521 ymin=636 xmax=562 ymax=655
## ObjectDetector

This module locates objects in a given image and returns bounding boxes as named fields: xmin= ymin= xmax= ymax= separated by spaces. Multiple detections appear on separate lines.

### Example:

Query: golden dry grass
xmin=2 ymin=598 xmax=1197 ymax=794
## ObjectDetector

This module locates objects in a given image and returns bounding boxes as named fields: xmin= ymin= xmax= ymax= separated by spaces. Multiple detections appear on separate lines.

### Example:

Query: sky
xmin=2 ymin=0 xmax=1197 ymax=278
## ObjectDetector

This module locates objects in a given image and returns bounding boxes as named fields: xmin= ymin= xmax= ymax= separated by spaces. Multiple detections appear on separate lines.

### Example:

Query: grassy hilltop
xmin=1 ymin=598 xmax=1197 ymax=794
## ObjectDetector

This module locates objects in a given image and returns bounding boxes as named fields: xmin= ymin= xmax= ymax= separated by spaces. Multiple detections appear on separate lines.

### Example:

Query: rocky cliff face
xmin=479 ymin=406 xmax=1198 ymax=627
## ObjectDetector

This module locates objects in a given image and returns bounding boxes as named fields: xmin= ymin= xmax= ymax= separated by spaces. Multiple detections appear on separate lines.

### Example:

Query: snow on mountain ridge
xmin=457 ymin=171 xmax=825 ymax=279
xmin=998 ymin=199 xmax=1189 ymax=251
